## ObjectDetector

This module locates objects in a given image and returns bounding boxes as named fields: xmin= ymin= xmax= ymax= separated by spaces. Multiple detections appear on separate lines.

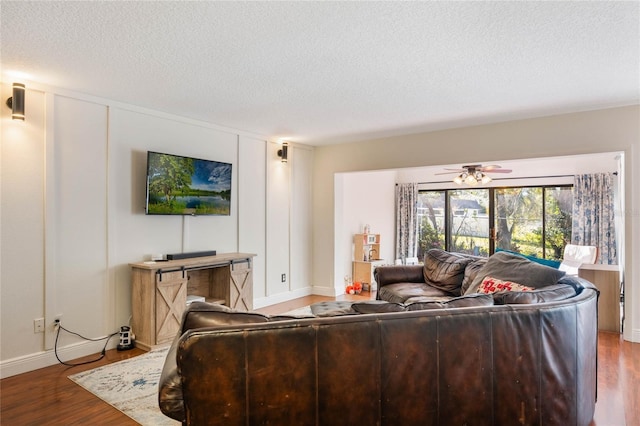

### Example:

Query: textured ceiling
xmin=1 ymin=1 xmax=638 ymax=145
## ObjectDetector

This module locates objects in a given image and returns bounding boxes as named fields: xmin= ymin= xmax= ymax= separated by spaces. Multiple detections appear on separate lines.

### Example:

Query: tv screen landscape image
xmin=145 ymin=151 xmax=232 ymax=216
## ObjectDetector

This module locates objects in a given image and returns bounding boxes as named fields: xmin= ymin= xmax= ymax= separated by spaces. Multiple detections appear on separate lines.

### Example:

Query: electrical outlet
xmin=53 ymin=314 xmax=62 ymax=329
xmin=34 ymin=318 xmax=45 ymax=333
xmin=281 ymin=273 xmax=286 ymax=282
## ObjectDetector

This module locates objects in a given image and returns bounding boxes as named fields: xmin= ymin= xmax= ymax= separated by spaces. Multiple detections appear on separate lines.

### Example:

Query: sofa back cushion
xmin=461 ymin=258 xmax=488 ymax=294
xmin=464 ymin=251 xmax=566 ymax=295
xmin=423 ymin=249 xmax=474 ymax=295
xmin=378 ymin=282 xmax=453 ymax=304
xmin=492 ymin=284 xmax=577 ymax=305
xmin=495 ymin=248 xmax=562 ymax=269
xmin=352 ymin=302 xmax=406 ymax=314
xmin=406 ymin=293 xmax=494 ymax=311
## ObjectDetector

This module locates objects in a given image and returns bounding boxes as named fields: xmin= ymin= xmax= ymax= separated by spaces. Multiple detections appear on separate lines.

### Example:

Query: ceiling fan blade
xmin=435 ymin=164 xmax=512 ymax=176
xmin=479 ymin=165 xmax=502 ymax=171
xmin=435 ymin=171 xmax=463 ymax=175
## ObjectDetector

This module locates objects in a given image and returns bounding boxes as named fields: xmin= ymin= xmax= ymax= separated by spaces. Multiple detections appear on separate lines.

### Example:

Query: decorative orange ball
xmin=346 ymin=285 xmax=354 ymax=294
xmin=353 ymin=282 xmax=362 ymax=291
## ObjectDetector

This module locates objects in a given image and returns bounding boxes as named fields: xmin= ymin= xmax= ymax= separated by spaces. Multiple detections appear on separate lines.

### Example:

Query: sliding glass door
xmin=418 ymin=185 xmax=572 ymax=261
xmin=417 ymin=191 xmax=446 ymax=257
xmin=449 ymin=189 xmax=490 ymax=256
xmin=494 ymin=186 xmax=572 ymax=260
xmin=417 ymin=189 xmax=490 ymax=258
xmin=494 ymin=187 xmax=543 ymax=255
xmin=544 ymin=187 xmax=573 ymax=259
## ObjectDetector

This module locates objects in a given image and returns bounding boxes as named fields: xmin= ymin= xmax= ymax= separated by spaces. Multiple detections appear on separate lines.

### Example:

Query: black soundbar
xmin=166 ymin=250 xmax=217 ymax=260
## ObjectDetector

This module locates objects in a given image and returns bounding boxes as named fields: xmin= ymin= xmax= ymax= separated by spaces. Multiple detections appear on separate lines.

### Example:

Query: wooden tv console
xmin=130 ymin=252 xmax=256 ymax=350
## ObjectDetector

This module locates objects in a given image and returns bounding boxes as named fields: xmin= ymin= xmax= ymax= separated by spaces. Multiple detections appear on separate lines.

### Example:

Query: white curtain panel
xmin=395 ymin=183 xmax=419 ymax=261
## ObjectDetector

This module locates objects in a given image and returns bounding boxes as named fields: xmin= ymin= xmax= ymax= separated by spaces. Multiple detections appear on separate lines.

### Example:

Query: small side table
xmin=578 ymin=264 xmax=621 ymax=332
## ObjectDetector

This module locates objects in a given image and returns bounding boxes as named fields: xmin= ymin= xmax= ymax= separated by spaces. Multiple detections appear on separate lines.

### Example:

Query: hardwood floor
xmin=0 ymin=347 xmax=146 ymax=425
xmin=594 ymin=331 xmax=639 ymax=426
xmin=1 ymin=293 xmax=637 ymax=425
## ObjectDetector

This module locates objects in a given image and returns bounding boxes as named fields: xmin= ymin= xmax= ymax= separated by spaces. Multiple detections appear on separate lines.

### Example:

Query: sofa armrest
xmin=159 ymin=302 xmax=273 ymax=422
xmin=558 ymin=274 xmax=600 ymax=296
xmin=374 ymin=265 xmax=424 ymax=288
xmin=181 ymin=301 xmax=270 ymax=333
xmin=158 ymin=332 xmax=185 ymax=422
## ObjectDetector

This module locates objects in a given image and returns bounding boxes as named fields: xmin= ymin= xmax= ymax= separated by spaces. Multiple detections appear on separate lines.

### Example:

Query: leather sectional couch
xmin=159 ymin=249 xmax=599 ymax=425
xmin=375 ymin=249 xmax=572 ymax=304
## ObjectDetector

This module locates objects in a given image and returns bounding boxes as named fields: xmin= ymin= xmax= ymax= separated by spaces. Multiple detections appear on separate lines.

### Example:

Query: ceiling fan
xmin=436 ymin=164 xmax=512 ymax=185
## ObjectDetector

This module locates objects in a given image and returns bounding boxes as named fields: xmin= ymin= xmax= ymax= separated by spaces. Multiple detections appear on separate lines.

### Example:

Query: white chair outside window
xmin=559 ymin=244 xmax=598 ymax=275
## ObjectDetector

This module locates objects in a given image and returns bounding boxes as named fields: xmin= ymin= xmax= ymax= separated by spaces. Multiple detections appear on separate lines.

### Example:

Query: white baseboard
xmin=311 ymin=286 xmax=340 ymax=297
xmin=0 ymin=338 xmax=118 ymax=379
xmin=252 ymin=284 xmax=352 ymax=309
xmin=252 ymin=286 xmax=315 ymax=309
xmin=624 ymin=327 xmax=640 ymax=343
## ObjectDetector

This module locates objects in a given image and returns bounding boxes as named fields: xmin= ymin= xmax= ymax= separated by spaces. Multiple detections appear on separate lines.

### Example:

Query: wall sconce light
xmin=5 ymin=83 xmax=25 ymax=120
xmin=277 ymin=142 xmax=288 ymax=163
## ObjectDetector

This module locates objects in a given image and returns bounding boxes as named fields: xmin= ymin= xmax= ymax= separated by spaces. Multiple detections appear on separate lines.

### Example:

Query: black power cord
xmin=54 ymin=322 xmax=120 ymax=367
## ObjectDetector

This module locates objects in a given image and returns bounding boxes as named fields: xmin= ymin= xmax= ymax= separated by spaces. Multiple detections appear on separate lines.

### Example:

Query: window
xmin=417 ymin=185 xmax=572 ymax=260
xmin=449 ymin=189 xmax=489 ymax=256
xmin=417 ymin=191 xmax=446 ymax=254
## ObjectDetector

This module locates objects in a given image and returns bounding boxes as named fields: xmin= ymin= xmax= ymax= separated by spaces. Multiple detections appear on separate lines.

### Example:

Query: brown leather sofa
xmin=159 ymin=269 xmax=599 ymax=425
xmin=376 ymin=249 xmax=572 ymax=304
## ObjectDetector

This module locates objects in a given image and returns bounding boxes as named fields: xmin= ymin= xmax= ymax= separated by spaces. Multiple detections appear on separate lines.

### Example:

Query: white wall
xmin=290 ymin=145 xmax=314 ymax=293
xmin=334 ymin=170 xmax=396 ymax=294
xmin=48 ymin=96 xmax=109 ymax=350
xmin=313 ymin=105 xmax=640 ymax=343
xmin=264 ymin=142 xmax=291 ymax=299
xmin=238 ymin=136 xmax=267 ymax=300
xmin=253 ymin=142 xmax=316 ymax=307
xmin=1 ymin=85 xmax=46 ymax=360
xmin=108 ymin=107 xmax=241 ymax=329
xmin=0 ymin=83 xmax=314 ymax=377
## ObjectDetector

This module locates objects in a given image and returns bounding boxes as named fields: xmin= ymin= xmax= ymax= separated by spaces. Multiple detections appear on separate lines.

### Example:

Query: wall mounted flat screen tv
xmin=145 ymin=151 xmax=232 ymax=216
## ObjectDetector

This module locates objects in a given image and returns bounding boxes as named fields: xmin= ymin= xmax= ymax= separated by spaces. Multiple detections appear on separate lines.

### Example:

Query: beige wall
xmin=313 ymin=105 xmax=640 ymax=342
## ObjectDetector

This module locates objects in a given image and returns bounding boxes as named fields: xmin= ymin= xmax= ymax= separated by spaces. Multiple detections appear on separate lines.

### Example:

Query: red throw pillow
xmin=477 ymin=276 xmax=534 ymax=294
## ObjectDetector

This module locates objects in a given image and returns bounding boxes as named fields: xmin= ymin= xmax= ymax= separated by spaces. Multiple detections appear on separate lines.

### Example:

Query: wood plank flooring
xmin=1 ymin=293 xmax=637 ymax=425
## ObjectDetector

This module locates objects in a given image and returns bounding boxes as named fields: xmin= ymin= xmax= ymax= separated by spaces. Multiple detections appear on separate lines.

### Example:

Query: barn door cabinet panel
xmin=130 ymin=252 xmax=256 ymax=350
xmin=230 ymin=259 xmax=253 ymax=311
xmin=155 ymin=270 xmax=188 ymax=344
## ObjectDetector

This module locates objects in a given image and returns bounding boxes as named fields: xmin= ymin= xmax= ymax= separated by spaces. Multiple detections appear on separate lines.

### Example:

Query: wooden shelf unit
xmin=130 ymin=252 xmax=255 ymax=350
xmin=352 ymin=233 xmax=382 ymax=290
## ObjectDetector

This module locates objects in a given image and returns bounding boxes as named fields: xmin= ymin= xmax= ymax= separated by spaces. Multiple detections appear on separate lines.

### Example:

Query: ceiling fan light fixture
xmin=444 ymin=164 xmax=510 ymax=186
xmin=465 ymin=174 xmax=478 ymax=186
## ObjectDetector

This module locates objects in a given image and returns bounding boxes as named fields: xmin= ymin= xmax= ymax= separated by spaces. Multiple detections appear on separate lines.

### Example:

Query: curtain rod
xmin=400 ymin=172 xmax=617 ymax=186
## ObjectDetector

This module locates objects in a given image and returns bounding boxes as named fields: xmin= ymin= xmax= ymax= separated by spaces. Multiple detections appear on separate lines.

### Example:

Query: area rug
xmin=68 ymin=346 xmax=178 ymax=425
xmin=68 ymin=306 xmax=313 ymax=425
xmin=281 ymin=305 xmax=313 ymax=316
